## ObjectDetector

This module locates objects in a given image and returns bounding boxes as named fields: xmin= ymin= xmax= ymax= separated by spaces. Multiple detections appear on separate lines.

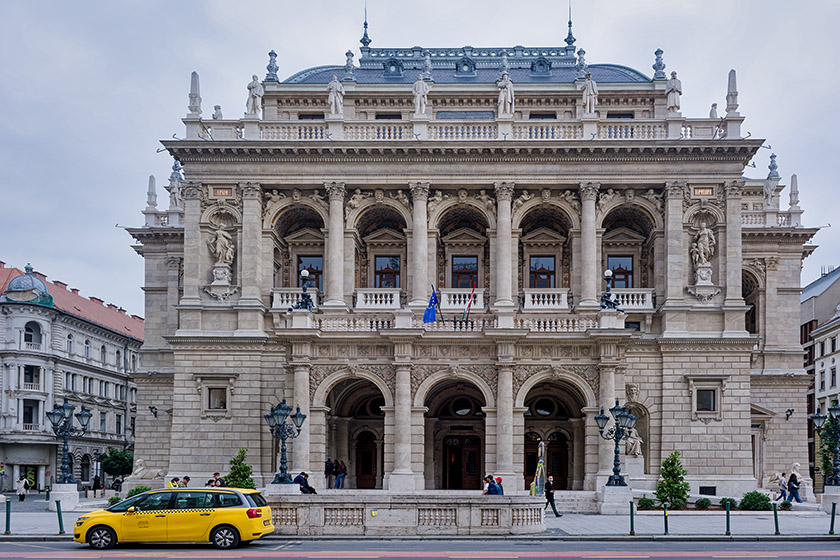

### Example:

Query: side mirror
xmin=126 ymin=506 xmax=136 ymax=513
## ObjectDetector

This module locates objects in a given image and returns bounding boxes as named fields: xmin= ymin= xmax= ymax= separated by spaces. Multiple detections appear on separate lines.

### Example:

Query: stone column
xmin=292 ymin=364 xmax=311 ymax=475
xmin=239 ymin=183 xmax=262 ymax=302
xmin=409 ymin=182 xmax=430 ymax=307
xmin=496 ymin=365 xmax=514 ymax=480
xmin=723 ymin=181 xmax=746 ymax=331
xmin=663 ymin=182 xmax=686 ymax=333
xmin=323 ymin=182 xmax=347 ymax=309
xmin=578 ymin=182 xmax=600 ymax=309
xmin=181 ymin=183 xmax=202 ymax=303
xmin=389 ymin=364 xmax=415 ymax=490
xmin=494 ymin=182 xmax=515 ymax=307
xmin=597 ymin=364 xmax=616 ymax=481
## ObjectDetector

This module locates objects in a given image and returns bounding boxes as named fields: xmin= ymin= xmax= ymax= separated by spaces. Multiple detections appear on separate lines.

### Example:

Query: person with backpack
xmin=16 ymin=475 xmax=29 ymax=501
xmin=482 ymin=475 xmax=502 ymax=495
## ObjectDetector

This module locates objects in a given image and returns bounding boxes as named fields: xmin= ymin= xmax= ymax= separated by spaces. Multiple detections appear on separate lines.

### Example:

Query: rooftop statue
xmin=709 ymin=103 xmax=718 ymax=119
xmin=666 ymin=71 xmax=682 ymax=113
xmin=246 ymin=75 xmax=264 ymax=116
xmin=328 ymin=75 xmax=345 ymax=117
xmin=412 ymin=73 xmax=431 ymax=117
xmin=212 ymin=105 xmax=223 ymax=120
xmin=581 ymin=72 xmax=598 ymax=114
xmin=497 ymin=72 xmax=515 ymax=117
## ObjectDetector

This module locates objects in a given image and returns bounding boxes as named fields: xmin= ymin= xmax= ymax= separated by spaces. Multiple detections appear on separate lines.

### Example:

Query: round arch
xmin=513 ymin=198 xmax=580 ymax=230
xmin=429 ymin=195 xmax=496 ymax=230
xmin=200 ymin=204 xmax=242 ymax=225
xmin=515 ymin=367 xmax=598 ymax=410
xmin=346 ymin=196 xmax=412 ymax=230
xmin=312 ymin=368 xmax=394 ymax=409
xmin=413 ymin=368 xmax=496 ymax=408
xmin=596 ymin=198 xmax=663 ymax=230
xmin=684 ymin=204 xmax=725 ymax=226
xmin=264 ymin=198 xmax=329 ymax=230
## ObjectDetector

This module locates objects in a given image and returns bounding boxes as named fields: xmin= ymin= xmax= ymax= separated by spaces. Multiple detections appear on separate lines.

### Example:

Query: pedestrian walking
xmin=544 ymin=475 xmax=562 ymax=517
xmin=178 ymin=476 xmax=190 ymax=488
xmin=776 ymin=472 xmax=787 ymax=501
xmin=16 ymin=475 xmax=29 ymax=502
xmin=213 ymin=472 xmax=225 ymax=486
xmin=324 ymin=457 xmax=335 ymax=488
xmin=93 ymin=475 xmax=102 ymax=491
xmin=787 ymin=471 xmax=803 ymax=503
xmin=482 ymin=475 xmax=502 ymax=495
xmin=495 ymin=477 xmax=505 ymax=495
xmin=334 ymin=461 xmax=346 ymax=489
xmin=166 ymin=477 xmax=180 ymax=488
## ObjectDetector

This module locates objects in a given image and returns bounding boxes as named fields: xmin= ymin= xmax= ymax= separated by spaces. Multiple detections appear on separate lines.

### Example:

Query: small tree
xmin=100 ymin=447 xmax=134 ymax=477
xmin=655 ymin=450 xmax=690 ymax=507
xmin=819 ymin=416 xmax=840 ymax=479
xmin=226 ymin=448 xmax=256 ymax=489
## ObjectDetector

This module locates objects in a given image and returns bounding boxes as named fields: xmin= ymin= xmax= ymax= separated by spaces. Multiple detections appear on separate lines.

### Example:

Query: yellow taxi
xmin=73 ymin=487 xmax=274 ymax=549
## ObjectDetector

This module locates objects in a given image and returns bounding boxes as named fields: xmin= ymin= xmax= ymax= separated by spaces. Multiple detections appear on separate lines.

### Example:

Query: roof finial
xmin=565 ymin=0 xmax=576 ymax=47
xmin=360 ymin=0 xmax=371 ymax=47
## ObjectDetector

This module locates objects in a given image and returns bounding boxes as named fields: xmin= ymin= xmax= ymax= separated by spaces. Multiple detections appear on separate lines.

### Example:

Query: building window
xmin=80 ymin=454 xmax=91 ymax=482
xmin=375 ymin=112 xmax=402 ymax=120
xmin=833 ymin=338 xmax=837 ymax=353
xmin=65 ymin=372 xmax=71 ymax=390
xmin=607 ymin=256 xmax=633 ymax=289
xmin=100 ymin=345 xmax=107 ymax=363
xmin=298 ymin=112 xmax=325 ymax=120
xmin=194 ymin=373 xmax=238 ymax=419
xmin=821 ymin=341 xmax=826 ymax=357
xmin=529 ymin=112 xmax=556 ymax=120
xmin=22 ymin=399 xmax=38 ymax=426
xmin=99 ymin=412 xmax=107 ymax=433
xmin=88 ymin=377 xmax=94 ymax=393
xmin=66 ymin=334 xmax=73 ymax=354
xmin=833 ymin=368 xmax=837 ymax=388
xmin=116 ymin=414 xmax=122 ymax=435
xmin=130 ymin=355 xmax=136 ymax=372
xmin=374 ymin=256 xmax=400 ymax=288
xmin=208 ymin=388 xmax=227 ymax=410
xmin=452 ymin=256 xmax=478 ymax=288
xmin=820 ymin=371 xmax=826 ymax=391
xmin=99 ymin=380 xmax=105 ymax=396
xmin=687 ymin=375 xmax=726 ymax=422
xmin=84 ymin=340 xmax=91 ymax=358
xmin=130 ymin=417 xmax=136 ymax=436
xmin=298 ymin=256 xmax=323 ymax=291
xmin=24 ymin=321 xmax=42 ymax=344
xmin=529 ymin=256 xmax=555 ymax=289
xmin=115 ymin=350 xmax=121 ymax=369
xmin=696 ymin=390 xmax=716 ymax=412
xmin=71 ymin=374 xmax=77 ymax=391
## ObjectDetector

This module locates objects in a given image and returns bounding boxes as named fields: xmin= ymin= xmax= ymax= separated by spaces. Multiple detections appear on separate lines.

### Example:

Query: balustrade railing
xmin=428 ymin=123 xmax=498 ymax=140
xmin=439 ymin=289 xmax=486 ymax=312
xmin=354 ymin=289 xmax=401 ymax=310
xmin=24 ymin=342 xmax=41 ymax=351
xmin=343 ymin=123 xmax=411 ymax=140
xmin=22 ymin=423 xmax=39 ymax=432
xmin=512 ymin=123 xmax=582 ymax=140
xmin=611 ymin=288 xmax=655 ymax=311
xmin=515 ymin=317 xmax=598 ymax=332
xmin=413 ymin=318 xmax=493 ymax=331
xmin=272 ymin=288 xmax=320 ymax=310
xmin=22 ymin=382 xmax=42 ymax=391
xmin=317 ymin=317 xmax=393 ymax=331
xmin=260 ymin=123 xmax=327 ymax=140
xmin=597 ymin=122 xmax=666 ymax=140
xmin=522 ymin=289 xmax=570 ymax=311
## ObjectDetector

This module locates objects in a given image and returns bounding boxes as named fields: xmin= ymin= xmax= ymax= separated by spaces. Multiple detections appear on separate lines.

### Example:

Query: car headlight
xmin=77 ymin=516 xmax=90 ymax=521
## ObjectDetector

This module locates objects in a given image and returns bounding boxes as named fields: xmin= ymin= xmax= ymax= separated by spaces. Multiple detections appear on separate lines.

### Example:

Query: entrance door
xmin=355 ymin=431 xmax=377 ymax=489
xmin=443 ymin=436 xmax=481 ymax=489
xmin=523 ymin=433 xmax=569 ymax=490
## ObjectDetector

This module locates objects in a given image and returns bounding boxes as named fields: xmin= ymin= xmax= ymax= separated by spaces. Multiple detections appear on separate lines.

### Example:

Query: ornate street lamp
xmin=811 ymin=401 xmax=840 ymax=486
xmin=289 ymin=269 xmax=314 ymax=311
xmin=595 ymin=399 xmax=638 ymax=486
xmin=600 ymin=269 xmax=624 ymax=312
xmin=46 ymin=397 xmax=92 ymax=484
xmin=264 ymin=399 xmax=307 ymax=483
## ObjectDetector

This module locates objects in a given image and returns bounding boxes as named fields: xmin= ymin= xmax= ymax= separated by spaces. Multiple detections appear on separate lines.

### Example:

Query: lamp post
xmin=46 ymin=397 xmax=92 ymax=484
xmin=600 ymin=269 xmax=624 ymax=312
xmin=811 ymin=401 xmax=840 ymax=486
xmin=264 ymin=399 xmax=307 ymax=483
xmin=594 ymin=400 xmax=638 ymax=486
xmin=289 ymin=269 xmax=314 ymax=311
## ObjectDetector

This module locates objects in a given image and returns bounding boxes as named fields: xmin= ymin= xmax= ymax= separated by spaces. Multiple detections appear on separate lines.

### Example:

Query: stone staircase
xmin=552 ymin=491 xmax=599 ymax=513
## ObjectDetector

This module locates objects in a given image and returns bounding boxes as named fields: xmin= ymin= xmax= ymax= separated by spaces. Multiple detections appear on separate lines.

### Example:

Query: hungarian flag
xmin=462 ymin=282 xmax=476 ymax=320
xmin=423 ymin=286 xmax=439 ymax=323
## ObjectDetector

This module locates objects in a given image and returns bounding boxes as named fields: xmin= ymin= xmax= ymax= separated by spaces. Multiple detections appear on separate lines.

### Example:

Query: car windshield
xmin=244 ymin=492 xmax=267 ymax=507
xmin=107 ymin=494 xmax=146 ymax=512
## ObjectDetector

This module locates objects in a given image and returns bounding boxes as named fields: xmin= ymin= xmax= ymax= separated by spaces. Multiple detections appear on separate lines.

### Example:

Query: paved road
xmin=2 ymin=540 xmax=840 ymax=559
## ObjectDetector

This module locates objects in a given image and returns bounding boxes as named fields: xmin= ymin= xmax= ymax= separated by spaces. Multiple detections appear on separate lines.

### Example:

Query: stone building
xmin=128 ymin=31 xmax=817 ymax=503
xmin=0 ymin=262 xmax=141 ymax=491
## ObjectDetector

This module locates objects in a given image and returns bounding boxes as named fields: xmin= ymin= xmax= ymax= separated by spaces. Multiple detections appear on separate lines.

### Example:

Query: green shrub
xmin=655 ymin=451 xmax=690 ymax=508
xmin=779 ymin=500 xmax=792 ymax=511
xmin=668 ymin=498 xmax=687 ymax=510
xmin=739 ymin=491 xmax=772 ymax=511
xmin=125 ymin=485 xmax=152 ymax=499
xmin=638 ymin=496 xmax=656 ymax=510
xmin=719 ymin=497 xmax=737 ymax=509
xmin=107 ymin=496 xmax=122 ymax=506
xmin=695 ymin=497 xmax=711 ymax=509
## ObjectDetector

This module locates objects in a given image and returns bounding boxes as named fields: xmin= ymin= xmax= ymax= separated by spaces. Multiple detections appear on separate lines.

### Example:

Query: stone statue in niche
xmin=413 ymin=73 xmax=431 ymax=117
xmin=497 ymin=72 xmax=515 ymax=117
xmin=693 ymin=222 xmax=716 ymax=268
xmin=625 ymin=428 xmax=644 ymax=457
xmin=327 ymin=75 xmax=345 ymax=116
xmin=688 ymin=219 xmax=720 ymax=302
xmin=208 ymin=226 xmax=235 ymax=268
xmin=580 ymin=72 xmax=598 ymax=114
xmin=666 ymin=71 xmax=682 ymax=113
xmin=246 ymin=75 xmax=264 ymax=116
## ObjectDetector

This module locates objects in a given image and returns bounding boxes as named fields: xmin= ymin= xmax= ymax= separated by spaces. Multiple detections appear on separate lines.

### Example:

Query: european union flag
xmin=423 ymin=286 xmax=438 ymax=323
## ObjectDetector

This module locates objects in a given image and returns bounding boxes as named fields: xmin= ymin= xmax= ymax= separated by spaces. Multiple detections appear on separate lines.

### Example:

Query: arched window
xmin=115 ymin=350 xmax=122 ymax=369
xmin=24 ymin=321 xmax=42 ymax=344
xmin=80 ymin=454 xmax=91 ymax=482
xmin=66 ymin=334 xmax=73 ymax=354
xmin=100 ymin=345 xmax=106 ymax=363
xmin=84 ymin=340 xmax=91 ymax=359
xmin=130 ymin=354 xmax=136 ymax=372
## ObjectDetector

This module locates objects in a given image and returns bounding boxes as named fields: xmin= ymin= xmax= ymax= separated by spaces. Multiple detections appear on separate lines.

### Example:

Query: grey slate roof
xmin=801 ymin=266 xmax=840 ymax=303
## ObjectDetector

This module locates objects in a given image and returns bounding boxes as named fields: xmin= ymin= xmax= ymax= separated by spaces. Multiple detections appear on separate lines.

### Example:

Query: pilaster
xmin=178 ymin=183 xmax=203 ymax=333
xmin=662 ymin=181 xmax=687 ymax=334
xmin=237 ymin=182 xmax=266 ymax=334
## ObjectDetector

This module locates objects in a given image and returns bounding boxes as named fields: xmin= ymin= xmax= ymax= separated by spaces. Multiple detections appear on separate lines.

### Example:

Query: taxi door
xmin=120 ymin=491 xmax=172 ymax=542
xmin=166 ymin=491 xmax=216 ymax=542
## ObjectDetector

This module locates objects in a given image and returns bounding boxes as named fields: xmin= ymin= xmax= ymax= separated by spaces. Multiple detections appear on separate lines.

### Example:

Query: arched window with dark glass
xmin=84 ymin=340 xmax=91 ymax=359
xmin=24 ymin=322 xmax=42 ymax=344
xmin=100 ymin=345 xmax=106 ymax=363
xmin=66 ymin=334 xmax=73 ymax=355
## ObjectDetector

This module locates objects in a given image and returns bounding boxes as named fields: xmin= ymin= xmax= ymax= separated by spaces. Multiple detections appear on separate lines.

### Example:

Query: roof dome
xmin=2 ymin=264 xmax=53 ymax=306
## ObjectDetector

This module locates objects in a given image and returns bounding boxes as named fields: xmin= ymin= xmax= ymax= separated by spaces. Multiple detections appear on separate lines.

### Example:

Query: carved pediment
xmin=362 ymin=227 xmax=406 ymax=246
xmin=602 ymin=227 xmax=645 ymax=245
xmin=521 ymin=227 xmax=566 ymax=247
xmin=285 ymin=227 xmax=324 ymax=246
xmin=441 ymin=227 xmax=487 ymax=246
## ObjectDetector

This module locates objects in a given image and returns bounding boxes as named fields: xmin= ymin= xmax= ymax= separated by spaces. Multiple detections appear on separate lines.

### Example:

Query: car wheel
xmin=88 ymin=526 xmax=117 ymax=549
xmin=211 ymin=525 xmax=240 ymax=549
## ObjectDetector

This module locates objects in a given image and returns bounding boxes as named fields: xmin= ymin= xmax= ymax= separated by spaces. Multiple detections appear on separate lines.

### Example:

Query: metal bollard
xmin=830 ymin=502 xmax=837 ymax=536
xmin=663 ymin=504 xmax=669 ymax=535
xmin=773 ymin=502 xmax=780 ymax=535
xmin=56 ymin=500 xmax=64 ymax=535
xmin=45 ymin=488 xmax=50 ymax=501
xmin=629 ymin=500 xmax=635 ymax=536
xmin=4 ymin=501 xmax=10 ymax=535
xmin=725 ymin=502 xmax=731 ymax=536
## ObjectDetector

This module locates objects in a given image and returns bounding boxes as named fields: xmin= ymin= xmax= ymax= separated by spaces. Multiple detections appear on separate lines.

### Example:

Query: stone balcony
xmin=611 ymin=288 xmax=656 ymax=311
xmin=522 ymin=289 xmax=570 ymax=311
xmin=272 ymin=287 xmax=320 ymax=310
xmin=439 ymin=288 xmax=486 ymax=312
xmin=354 ymin=289 xmax=402 ymax=310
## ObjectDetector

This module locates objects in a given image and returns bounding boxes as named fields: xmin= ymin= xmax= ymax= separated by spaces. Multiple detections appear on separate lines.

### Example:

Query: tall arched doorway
xmin=524 ymin=431 xmax=570 ymax=490
xmin=425 ymin=380 xmax=486 ymax=489
xmin=355 ymin=431 xmax=377 ymax=489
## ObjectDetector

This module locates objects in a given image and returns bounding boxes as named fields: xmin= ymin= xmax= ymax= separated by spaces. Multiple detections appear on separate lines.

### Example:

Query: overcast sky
xmin=1 ymin=0 xmax=837 ymax=317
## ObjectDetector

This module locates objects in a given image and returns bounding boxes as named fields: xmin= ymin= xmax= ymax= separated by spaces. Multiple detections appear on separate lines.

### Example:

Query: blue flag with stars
xmin=423 ymin=286 xmax=438 ymax=323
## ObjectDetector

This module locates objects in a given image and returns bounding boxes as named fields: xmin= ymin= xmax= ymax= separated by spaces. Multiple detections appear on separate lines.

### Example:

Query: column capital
xmin=182 ymin=182 xmax=203 ymax=200
xmin=239 ymin=182 xmax=262 ymax=199
xmin=324 ymin=181 xmax=346 ymax=201
xmin=578 ymin=181 xmax=600 ymax=201
xmin=724 ymin=180 xmax=745 ymax=199
xmin=494 ymin=181 xmax=515 ymax=201
xmin=409 ymin=182 xmax=430 ymax=201
xmin=665 ymin=181 xmax=687 ymax=199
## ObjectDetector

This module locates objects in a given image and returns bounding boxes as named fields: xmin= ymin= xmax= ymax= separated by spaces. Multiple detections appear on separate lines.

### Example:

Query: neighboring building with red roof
xmin=0 ymin=261 xmax=142 ymax=491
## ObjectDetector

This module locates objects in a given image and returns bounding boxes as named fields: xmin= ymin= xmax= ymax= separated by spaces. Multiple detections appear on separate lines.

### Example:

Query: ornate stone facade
xmin=129 ymin=39 xmax=817 ymax=503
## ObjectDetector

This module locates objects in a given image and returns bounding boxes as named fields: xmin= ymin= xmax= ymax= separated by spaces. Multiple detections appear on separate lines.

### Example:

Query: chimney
xmin=131 ymin=314 xmax=144 ymax=321
xmin=0 ymin=261 xmax=5 ymax=268
xmin=53 ymin=280 xmax=68 ymax=290
xmin=117 ymin=307 xmax=126 ymax=314
xmin=90 ymin=297 xmax=104 ymax=305
xmin=70 ymin=288 xmax=79 ymax=295
xmin=33 ymin=271 xmax=47 ymax=280
xmin=107 ymin=303 xmax=118 ymax=310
